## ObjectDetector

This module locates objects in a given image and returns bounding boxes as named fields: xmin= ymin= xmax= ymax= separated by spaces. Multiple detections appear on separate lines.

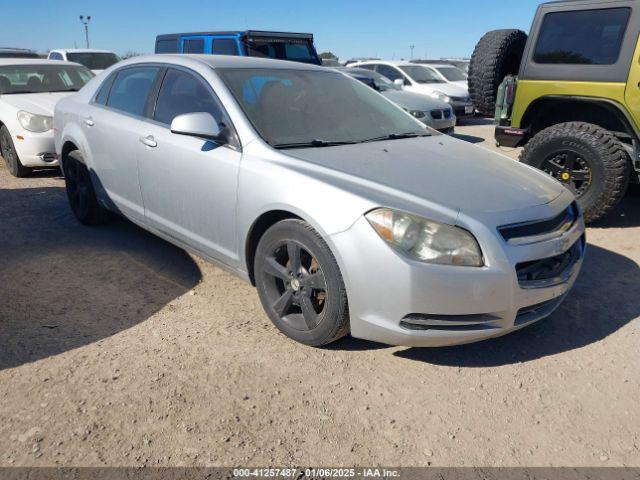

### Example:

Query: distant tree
xmin=319 ymin=51 xmax=338 ymax=59
xmin=121 ymin=51 xmax=143 ymax=60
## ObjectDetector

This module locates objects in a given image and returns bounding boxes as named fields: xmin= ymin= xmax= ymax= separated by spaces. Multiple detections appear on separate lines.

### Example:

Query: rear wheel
xmin=254 ymin=219 xmax=349 ymax=347
xmin=63 ymin=150 xmax=110 ymax=225
xmin=0 ymin=125 xmax=29 ymax=177
xmin=520 ymin=122 xmax=630 ymax=223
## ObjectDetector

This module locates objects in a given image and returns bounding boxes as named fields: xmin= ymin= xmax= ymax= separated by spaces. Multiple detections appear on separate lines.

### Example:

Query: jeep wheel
xmin=520 ymin=122 xmax=630 ymax=223
xmin=469 ymin=29 xmax=528 ymax=117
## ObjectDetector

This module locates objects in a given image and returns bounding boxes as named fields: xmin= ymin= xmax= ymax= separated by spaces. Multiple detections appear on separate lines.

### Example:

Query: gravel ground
xmin=1 ymin=120 xmax=639 ymax=467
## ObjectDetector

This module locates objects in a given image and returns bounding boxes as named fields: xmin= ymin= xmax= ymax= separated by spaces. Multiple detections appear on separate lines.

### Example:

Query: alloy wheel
xmin=262 ymin=240 xmax=328 ymax=331
xmin=541 ymin=150 xmax=592 ymax=198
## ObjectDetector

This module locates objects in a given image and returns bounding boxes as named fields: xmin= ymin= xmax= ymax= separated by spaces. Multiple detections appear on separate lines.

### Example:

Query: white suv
xmin=351 ymin=61 xmax=474 ymax=117
xmin=48 ymin=49 xmax=120 ymax=74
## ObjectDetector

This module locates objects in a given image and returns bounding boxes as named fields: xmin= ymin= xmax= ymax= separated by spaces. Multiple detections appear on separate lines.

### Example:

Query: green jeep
xmin=469 ymin=0 xmax=640 ymax=223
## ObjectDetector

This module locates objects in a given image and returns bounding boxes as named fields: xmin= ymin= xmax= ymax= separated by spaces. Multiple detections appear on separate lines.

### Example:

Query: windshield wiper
xmin=49 ymin=88 xmax=79 ymax=92
xmin=360 ymin=132 xmax=431 ymax=143
xmin=272 ymin=139 xmax=357 ymax=149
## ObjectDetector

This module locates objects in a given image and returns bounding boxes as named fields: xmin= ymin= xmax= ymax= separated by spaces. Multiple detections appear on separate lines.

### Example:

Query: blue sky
xmin=3 ymin=0 xmax=542 ymax=60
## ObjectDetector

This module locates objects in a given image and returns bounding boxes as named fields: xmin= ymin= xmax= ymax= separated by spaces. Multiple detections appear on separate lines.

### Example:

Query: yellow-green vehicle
xmin=469 ymin=0 xmax=640 ymax=223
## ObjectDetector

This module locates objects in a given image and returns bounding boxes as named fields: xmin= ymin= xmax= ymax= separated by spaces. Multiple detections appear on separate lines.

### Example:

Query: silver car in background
xmin=54 ymin=55 xmax=585 ymax=347
xmin=336 ymin=67 xmax=456 ymax=133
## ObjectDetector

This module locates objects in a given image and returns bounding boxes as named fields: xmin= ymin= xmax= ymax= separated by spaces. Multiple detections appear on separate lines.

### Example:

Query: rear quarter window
xmin=533 ymin=7 xmax=631 ymax=65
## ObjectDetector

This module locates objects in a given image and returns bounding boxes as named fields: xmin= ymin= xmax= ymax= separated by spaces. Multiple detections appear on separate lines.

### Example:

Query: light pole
xmin=79 ymin=15 xmax=91 ymax=48
xmin=409 ymin=44 xmax=415 ymax=59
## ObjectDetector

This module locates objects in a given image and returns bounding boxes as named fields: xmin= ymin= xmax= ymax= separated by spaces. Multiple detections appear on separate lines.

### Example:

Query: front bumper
xmin=329 ymin=196 xmax=585 ymax=347
xmin=12 ymin=129 xmax=59 ymax=168
xmin=451 ymin=100 xmax=475 ymax=117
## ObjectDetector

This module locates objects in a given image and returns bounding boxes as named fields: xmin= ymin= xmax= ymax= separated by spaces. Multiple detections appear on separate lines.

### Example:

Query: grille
xmin=516 ymin=237 xmax=583 ymax=288
xmin=514 ymin=296 xmax=564 ymax=325
xmin=430 ymin=109 xmax=444 ymax=120
xmin=499 ymin=202 xmax=579 ymax=242
xmin=400 ymin=313 xmax=500 ymax=332
xmin=443 ymin=109 xmax=452 ymax=119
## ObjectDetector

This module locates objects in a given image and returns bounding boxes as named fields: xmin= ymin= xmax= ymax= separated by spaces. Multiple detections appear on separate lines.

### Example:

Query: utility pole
xmin=409 ymin=44 xmax=415 ymax=59
xmin=79 ymin=15 xmax=91 ymax=48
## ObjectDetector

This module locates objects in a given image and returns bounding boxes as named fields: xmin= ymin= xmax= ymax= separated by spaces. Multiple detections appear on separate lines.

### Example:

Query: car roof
xmin=50 ymin=49 xmax=115 ymax=54
xmin=355 ymin=60 xmax=414 ymax=66
xmin=120 ymin=54 xmax=328 ymax=71
xmin=0 ymin=58 xmax=83 ymax=66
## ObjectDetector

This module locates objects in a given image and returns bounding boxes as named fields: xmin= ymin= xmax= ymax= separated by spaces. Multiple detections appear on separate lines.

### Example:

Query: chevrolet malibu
xmin=0 ymin=59 xmax=93 ymax=176
xmin=54 ymin=55 xmax=585 ymax=347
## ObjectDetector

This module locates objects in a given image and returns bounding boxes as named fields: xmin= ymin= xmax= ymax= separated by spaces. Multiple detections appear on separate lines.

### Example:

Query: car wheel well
xmin=521 ymin=97 xmax=636 ymax=143
xmin=61 ymin=141 xmax=79 ymax=160
xmin=245 ymin=210 xmax=302 ymax=285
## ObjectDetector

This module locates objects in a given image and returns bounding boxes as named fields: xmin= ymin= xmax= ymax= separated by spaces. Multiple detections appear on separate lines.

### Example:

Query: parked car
xmin=351 ymin=61 xmax=474 ymax=117
xmin=155 ymin=30 xmax=321 ymax=65
xmin=0 ymin=59 xmax=93 ymax=176
xmin=416 ymin=63 xmax=468 ymax=89
xmin=321 ymin=58 xmax=342 ymax=67
xmin=48 ymin=49 xmax=121 ymax=74
xmin=470 ymin=0 xmax=640 ymax=223
xmin=54 ymin=55 xmax=585 ymax=348
xmin=337 ymin=67 xmax=456 ymax=133
xmin=414 ymin=59 xmax=470 ymax=74
xmin=0 ymin=48 xmax=41 ymax=59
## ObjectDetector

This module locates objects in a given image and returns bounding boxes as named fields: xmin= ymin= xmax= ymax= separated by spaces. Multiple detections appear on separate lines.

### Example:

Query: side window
xmin=49 ymin=52 xmax=63 ymax=60
xmin=533 ymin=7 xmax=631 ymax=65
xmin=357 ymin=64 xmax=375 ymax=71
xmin=106 ymin=67 xmax=159 ymax=116
xmin=94 ymin=73 xmax=116 ymax=105
xmin=156 ymin=38 xmax=178 ymax=54
xmin=376 ymin=65 xmax=403 ymax=82
xmin=183 ymin=39 xmax=205 ymax=54
xmin=212 ymin=39 xmax=239 ymax=56
xmin=154 ymin=68 xmax=224 ymax=126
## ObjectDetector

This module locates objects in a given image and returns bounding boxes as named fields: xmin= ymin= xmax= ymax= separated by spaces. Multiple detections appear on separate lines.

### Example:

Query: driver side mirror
xmin=393 ymin=78 xmax=405 ymax=89
xmin=170 ymin=112 xmax=228 ymax=144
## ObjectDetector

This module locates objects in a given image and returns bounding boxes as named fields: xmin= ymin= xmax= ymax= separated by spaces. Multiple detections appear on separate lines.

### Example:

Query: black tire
xmin=469 ymin=29 xmax=528 ymax=117
xmin=0 ymin=125 xmax=30 ymax=177
xmin=63 ymin=150 xmax=110 ymax=225
xmin=254 ymin=219 xmax=349 ymax=347
xmin=520 ymin=122 xmax=630 ymax=223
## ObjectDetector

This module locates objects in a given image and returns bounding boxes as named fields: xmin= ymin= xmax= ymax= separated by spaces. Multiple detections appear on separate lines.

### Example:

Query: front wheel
xmin=0 ymin=125 xmax=29 ymax=177
xmin=254 ymin=219 xmax=349 ymax=347
xmin=520 ymin=122 xmax=630 ymax=223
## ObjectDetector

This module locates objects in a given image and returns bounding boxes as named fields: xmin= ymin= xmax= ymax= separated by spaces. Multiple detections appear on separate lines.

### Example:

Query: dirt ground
xmin=1 ymin=120 xmax=639 ymax=468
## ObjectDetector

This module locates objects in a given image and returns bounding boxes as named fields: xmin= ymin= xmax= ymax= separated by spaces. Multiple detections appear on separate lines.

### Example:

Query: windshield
xmin=67 ymin=52 xmax=120 ymax=70
xmin=218 ymin=68 xmax=428 ymax=147
xmin=245 ymin=39 xmax=319 ymax=65
xmin=0 ymin=51 xmax=40 ymax=59
xmin=398 ymin=65 xmax=445 ymax=84
xmin=0 ymin=64 xmax=94 ymax=94
xmin=436 ymin=66 xmax=467 ymax=82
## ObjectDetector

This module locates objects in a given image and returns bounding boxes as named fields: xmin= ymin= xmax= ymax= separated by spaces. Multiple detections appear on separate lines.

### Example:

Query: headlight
xmin=430 ymin=91 xmax=451 ymax=103
xmin=17 ymin=110 xmax=53 ymax=133
xmin=410 ymin=110 xmax=426 ymax=119
xmin=366 ymin=208 xmax=483 ymax=267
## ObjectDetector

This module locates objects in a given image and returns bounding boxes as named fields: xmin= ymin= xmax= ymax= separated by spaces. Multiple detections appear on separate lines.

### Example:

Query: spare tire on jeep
xmin=469 ymin=29 xmax=528 ymax=117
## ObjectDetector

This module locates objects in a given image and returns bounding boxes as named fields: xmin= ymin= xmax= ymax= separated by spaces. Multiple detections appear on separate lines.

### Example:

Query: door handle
xmin=83 ymin=117 xmax=94 ymax=127
xmin=139 ymin=135 xmax=157 ymax=148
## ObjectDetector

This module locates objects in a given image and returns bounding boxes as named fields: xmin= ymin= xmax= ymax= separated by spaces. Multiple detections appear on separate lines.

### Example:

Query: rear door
xmin=137 ymin=67 xmax=241 ymax=265
xmin=83 ymin=65 xmax=161 ymax=221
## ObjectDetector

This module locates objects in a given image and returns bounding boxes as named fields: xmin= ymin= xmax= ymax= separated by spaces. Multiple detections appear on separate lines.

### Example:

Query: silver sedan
xmin=54 ymin=55 xmax=585 ymax=347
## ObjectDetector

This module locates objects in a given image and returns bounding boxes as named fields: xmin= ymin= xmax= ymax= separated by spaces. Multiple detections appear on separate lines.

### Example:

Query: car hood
xmin=418 ymin=82 xmax=468 ymax=97
xmin=1 ymin=92 xmax=74 ymax=116
xmin=381 ymin=90 xmax=451 ymax=111
xmin=285 ymin=135 xmax=564 ymax=214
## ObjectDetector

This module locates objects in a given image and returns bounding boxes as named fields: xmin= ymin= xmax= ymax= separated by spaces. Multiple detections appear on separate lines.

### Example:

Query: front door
xmin=137 ymin=67 xmax=241 ymax=266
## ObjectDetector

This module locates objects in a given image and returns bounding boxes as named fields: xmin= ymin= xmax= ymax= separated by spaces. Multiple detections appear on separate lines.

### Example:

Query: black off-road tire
xmin=469 ymin=29 xmax=528 ymax=117
xmin=254 ymin=219 xmax=350 ymax=347
xmin=520 ymin=122 xmax=630 ymax=223
xmin=0 ymin=125 xmax=30 ymax=177
xmin=63 ymin=150 xmax=110 ymax=225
